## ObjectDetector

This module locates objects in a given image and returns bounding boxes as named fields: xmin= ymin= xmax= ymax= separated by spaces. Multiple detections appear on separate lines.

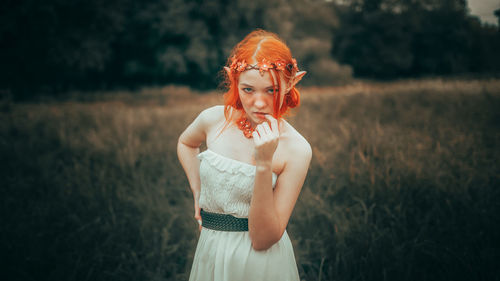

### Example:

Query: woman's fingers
xmin=262 ymin=121 xmax=272 ymax=135
xmin=256 ymin=124 xmax=269 ymax=141
xmin=255 ymin=121 xmax=273 ymax=138
xmin=252 ymin=131 xmax=261 ymax=144
xmin=265 ymin=115 xmax=279 ymax=135
xmin=194 ymin=204 xmax=202 ymax=231
xmin=253 ymin=117 xmax=280 ymax=164
xmin=194 ymin=212 xmax=201 ymax=220
xmin=254 ymin=116 xmax=280 ymax=146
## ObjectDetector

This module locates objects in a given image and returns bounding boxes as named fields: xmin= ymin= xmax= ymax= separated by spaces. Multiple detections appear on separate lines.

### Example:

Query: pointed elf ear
xmin=287 ymin=71 xmax=307 ymax=92
xmin=224 ymin=66 xmax=232 ymax=80
xmin=293 ymin=71 xmax=306 ymax=85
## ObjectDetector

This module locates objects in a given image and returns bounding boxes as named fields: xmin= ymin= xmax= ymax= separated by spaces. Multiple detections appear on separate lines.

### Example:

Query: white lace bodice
xmin=197 ymin=149 xmax=278 ymax=218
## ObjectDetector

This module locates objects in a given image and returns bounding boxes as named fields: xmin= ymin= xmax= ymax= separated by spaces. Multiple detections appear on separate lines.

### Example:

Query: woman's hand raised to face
xmin=252 ymin=115 xmax=280 ymax=167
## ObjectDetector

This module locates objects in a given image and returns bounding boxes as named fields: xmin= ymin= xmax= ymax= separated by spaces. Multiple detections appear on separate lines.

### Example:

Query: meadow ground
xmin=1 ymin=79 xmax=499 ymax=281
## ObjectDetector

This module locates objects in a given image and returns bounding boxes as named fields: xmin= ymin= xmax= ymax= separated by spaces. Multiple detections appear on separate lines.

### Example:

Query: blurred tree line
xmin=333 ymin=0 xmax=500 ymax=78
xmin=1 ymin=0 xmax=499 ymax=97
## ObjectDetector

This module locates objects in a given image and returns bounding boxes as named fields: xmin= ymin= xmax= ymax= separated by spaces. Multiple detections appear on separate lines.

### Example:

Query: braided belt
xmin=200 ymin=209 xmax=248 ymax=232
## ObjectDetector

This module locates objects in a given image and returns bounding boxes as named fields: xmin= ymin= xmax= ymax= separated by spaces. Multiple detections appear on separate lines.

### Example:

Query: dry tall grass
xmin=1 ymin=79 xmax=499 ymax=281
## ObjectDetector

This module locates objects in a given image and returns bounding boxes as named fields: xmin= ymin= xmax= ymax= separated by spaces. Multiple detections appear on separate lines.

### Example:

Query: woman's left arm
xmin=249 ymin=116 xmax=312 ymax=251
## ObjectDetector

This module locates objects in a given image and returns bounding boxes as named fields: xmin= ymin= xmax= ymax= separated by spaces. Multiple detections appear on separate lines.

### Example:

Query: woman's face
xmin=238 ymin=69 xmax=285 ymax=127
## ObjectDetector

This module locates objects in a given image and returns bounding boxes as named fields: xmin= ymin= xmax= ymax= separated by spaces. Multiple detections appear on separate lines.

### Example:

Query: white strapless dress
xmin=188 ymin=149 xmax=300 ymax=281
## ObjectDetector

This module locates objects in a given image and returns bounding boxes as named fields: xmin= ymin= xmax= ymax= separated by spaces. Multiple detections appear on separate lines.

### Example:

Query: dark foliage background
xmin=1 ymin=0 xmax=499 ymax=98
xmin=1 ymin=1 xmax=500 ymax=280
xmin=0 ymin=0 xmax=500 ymax=280
xmin=1 ymin=81 xmax=499 ymax=281
xmin=333 ymin=0 xmax=500 ymax=78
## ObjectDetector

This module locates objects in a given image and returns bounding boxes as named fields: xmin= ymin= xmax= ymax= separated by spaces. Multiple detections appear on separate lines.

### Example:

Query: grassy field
xmin=1 ymin=79 xmax=499 ymax=281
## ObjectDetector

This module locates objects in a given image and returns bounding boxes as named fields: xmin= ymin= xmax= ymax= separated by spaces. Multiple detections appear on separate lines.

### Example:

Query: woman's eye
xmin=267 ymin=88 xmax=278 ymax=94
xmin=242 ymin=88 xmax=253 ymax=93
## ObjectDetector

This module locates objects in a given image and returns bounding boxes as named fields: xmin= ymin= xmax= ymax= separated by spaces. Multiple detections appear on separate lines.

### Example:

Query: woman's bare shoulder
xmin=280 ymin=121 xmax=312 ymax=161
xmin=199 ymin=105 xmax=225 ymax=126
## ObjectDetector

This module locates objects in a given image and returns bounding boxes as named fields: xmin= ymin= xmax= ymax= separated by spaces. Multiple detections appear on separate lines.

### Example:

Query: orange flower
xmin=236 ymin=61 xmax=247 ymax=72
xmin=274 ymin=60 xmax=286 ymax=71
xmin=259 ymin=58 xmax=272 ymax=75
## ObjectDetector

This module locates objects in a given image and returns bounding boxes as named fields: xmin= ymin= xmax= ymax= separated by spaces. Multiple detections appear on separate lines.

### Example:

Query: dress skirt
xmin=188 ymin=227 xmax=300 ymax=281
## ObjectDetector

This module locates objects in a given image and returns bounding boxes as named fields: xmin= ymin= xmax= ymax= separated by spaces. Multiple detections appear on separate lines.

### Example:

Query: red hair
xmin=222 ymin=30 xmax=301 ymax=123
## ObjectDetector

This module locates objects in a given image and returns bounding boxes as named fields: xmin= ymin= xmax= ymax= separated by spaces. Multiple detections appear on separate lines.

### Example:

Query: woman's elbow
xmin=250 ymin=231 xmax=283 ymax=251
xmin=251 ymin=241 xmax=273 ymax=251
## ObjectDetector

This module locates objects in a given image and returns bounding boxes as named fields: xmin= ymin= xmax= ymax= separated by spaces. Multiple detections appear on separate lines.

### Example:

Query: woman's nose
xmin=254 ymin=95 xmax=266 ymax=108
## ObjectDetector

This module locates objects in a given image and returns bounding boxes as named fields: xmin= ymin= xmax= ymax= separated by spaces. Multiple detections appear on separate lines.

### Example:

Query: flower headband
xmin=229 ymin=56 xmax=299 ymax=76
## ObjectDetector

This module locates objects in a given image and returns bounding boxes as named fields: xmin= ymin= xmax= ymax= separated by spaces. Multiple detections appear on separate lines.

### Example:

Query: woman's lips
xmin=254 ymin=112 xmax=268 ymax=119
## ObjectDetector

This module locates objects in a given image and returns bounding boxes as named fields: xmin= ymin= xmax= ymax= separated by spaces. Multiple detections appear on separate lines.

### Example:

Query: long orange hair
xmin=222 ymin=30 xmax=302 ymax=123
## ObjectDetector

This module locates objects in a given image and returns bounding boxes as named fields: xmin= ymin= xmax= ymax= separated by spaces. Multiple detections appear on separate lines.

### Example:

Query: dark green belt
xmin=200 ymin=209 xmax=248 ymax=232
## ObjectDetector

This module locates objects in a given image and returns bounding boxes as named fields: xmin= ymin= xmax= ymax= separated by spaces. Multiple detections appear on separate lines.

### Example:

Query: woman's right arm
xmin=177 ymin=106 xmax=221 ymax=226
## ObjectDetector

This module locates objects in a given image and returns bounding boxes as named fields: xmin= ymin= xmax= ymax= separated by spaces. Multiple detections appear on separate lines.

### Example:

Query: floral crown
xmin=229 ymin=56 xmax=299 ymax=76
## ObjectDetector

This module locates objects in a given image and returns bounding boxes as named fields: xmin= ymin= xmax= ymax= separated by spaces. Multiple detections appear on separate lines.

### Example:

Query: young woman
xmin=177 ymin=29 xmax=311 ymax=281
